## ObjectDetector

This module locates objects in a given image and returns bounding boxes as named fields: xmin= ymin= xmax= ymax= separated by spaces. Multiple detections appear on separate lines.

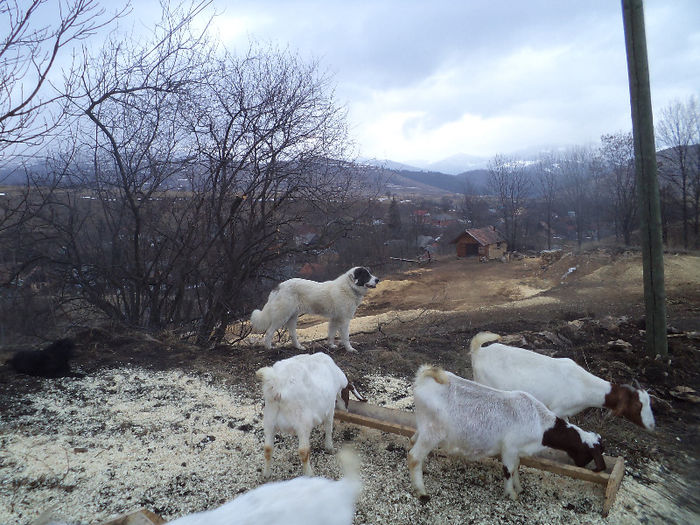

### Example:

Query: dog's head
xmin=349 ymin=267 xmax=379 ymax=289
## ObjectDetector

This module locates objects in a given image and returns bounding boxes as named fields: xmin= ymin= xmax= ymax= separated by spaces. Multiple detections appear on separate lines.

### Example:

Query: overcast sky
xmin=128 ymin=1 xmax=699 ymax=166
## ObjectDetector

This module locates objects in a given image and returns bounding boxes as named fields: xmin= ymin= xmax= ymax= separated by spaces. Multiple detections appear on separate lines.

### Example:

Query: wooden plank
xmin=520 ymin=456 xmax=609 ymax=486
xmin=528 ymin=448 xmax=619 ymax=474
xmin=602 ymin=456 xmax=626 ymax=517
xmin=343 ymin=400 xmax=416 ymax=428
xmin=335 ymin=408 xmax=416 ymax=437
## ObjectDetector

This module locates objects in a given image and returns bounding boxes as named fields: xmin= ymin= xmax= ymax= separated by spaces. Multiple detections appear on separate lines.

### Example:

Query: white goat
xmin=169 ymin=448 xmax=361 ymax=525
xmin=408 ymin=365 xmax=605 ymax=501
xmin=470 ymin=332 xmax=655 ymax=430
xmin=256 ymin=352 xmax=364 ymax=478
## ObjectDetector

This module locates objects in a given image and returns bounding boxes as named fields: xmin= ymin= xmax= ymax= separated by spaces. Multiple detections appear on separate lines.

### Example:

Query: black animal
xmin=7 ymin=339 xmax=83 ymax=378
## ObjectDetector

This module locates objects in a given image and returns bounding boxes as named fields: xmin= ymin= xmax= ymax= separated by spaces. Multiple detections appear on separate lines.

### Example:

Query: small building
xmin=451 ymin=226 xmax=507 ymax=259
xmin=430 ymin=213 xmax=458 ymax=228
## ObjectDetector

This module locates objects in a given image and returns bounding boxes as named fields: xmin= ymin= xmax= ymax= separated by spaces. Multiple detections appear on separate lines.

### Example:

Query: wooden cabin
xmin=451 ymin=226 xmax=507 ymax=259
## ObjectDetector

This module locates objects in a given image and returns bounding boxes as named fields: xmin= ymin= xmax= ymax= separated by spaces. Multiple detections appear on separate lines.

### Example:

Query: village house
xmin=451 ymin=226 xmax=507 ymax=260
xmin=430 ymin=213 xmax=458 ymax=228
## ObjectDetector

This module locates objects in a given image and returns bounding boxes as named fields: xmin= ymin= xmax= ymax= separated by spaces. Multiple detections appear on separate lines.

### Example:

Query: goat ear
xmin=340 ymin=385 xmax=350 ymax=409
xmin=612 ymin=388 xmax=630 ymax=417
xmin=592 ymin=448 xmax=607 ymax=472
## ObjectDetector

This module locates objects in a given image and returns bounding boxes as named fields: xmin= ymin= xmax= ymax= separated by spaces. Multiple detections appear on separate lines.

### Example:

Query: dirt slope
xmin=1 ymin=250 xmax=699 ymax=524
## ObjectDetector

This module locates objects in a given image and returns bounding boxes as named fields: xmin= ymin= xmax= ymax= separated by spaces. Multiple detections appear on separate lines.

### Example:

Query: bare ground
xmin=1 ymin=249 xmax=699 ymax=524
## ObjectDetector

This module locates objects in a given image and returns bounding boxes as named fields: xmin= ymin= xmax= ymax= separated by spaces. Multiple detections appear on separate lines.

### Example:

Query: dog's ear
xmin=351 ymin=267 xmax=371 ymax=287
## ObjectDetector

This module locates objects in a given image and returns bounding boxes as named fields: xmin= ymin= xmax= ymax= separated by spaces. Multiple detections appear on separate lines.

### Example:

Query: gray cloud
xmin=154 ymin=0 xmax=700 ymax=160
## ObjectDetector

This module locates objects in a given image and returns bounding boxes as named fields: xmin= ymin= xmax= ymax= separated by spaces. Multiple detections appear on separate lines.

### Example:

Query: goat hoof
xmin=419 ymin=494 xmax=430 ymax=505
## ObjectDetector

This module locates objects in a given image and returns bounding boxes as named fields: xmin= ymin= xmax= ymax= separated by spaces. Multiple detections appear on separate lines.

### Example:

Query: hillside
xmin=375 ymin=167 xmax=490 ymax=196
xmin=1 ymin=250 xmax=698 ymax=524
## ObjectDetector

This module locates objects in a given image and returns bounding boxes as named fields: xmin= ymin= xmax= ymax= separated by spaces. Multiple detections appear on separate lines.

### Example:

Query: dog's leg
xmin=327 ymin=319 xmax=338 ymax=348
xmin=339 ymin=321 xmax=357 ymax=352
xmin=286 ymin=316 xmax=306 ymax=351
xmin=263 ymin=327 xmax=275 ymax=350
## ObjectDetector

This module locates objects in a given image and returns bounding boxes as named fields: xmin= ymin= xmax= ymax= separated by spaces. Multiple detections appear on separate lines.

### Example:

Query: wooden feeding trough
xmin=334 ymin=400 xmax=625 ymax=517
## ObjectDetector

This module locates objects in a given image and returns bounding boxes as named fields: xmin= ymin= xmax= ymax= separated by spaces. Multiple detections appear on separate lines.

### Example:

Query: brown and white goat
xmin=409 ymin=365 xmax=605 ymax=501
xmin=470 ymin=332 xmax=655 ymax=430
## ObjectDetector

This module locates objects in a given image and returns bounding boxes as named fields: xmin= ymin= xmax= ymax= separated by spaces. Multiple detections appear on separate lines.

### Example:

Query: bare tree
xmin=599 ymin=132 xmax=637 ymax=245
xmin=459 ymin=179 xmax=489 ymax=229
xmin=557 ymin=147 xmax=595 ymax=248
xmin=0 ymin=0 xmax=123 ymax=162
xmin=656 ymin=96 xmax=699 ymax=248
xmin=28 ymin=3 xmax=364 ymax=346
xmin=386 ymin=195 xmax=402 ymax=234
xmin=535 ymin=154 xmax=559 ymax=249
xmin=39 ymin=1 xmax=213 ymax=326
xmin=0 ymin=0 xmax=121 ymax=248
xmin=487 ymin=154 xmax=531 ymax=250
xmin=181 ymin=44 xmax=363 ymax=345
xmin=0 ymin=1 xmax=123 ymax=343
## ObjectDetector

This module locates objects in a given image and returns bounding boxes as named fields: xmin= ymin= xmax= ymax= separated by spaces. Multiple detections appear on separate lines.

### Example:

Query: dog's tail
xmin=469 ymin=331 xmax=501 ymax=354
xmin=250 ymin=308 xmax=269 ymax=333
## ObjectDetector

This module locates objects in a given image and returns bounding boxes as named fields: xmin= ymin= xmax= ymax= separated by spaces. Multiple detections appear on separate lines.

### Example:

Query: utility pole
xmin=621 ymin=0 xmax=668 ymax=356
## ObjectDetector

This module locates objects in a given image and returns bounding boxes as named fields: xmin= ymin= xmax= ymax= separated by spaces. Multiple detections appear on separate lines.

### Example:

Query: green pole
xmin=621 ymin=0 xmax=668 ymax=356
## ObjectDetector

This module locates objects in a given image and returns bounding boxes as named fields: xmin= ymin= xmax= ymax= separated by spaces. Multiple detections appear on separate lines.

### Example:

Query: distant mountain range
xmin=385 ymin=168 xmax=490 ymax=195
xmin=361 ymin=153 xmax=489 ymax=175
xmin=424 ymin=153 xmax=490 ymax=174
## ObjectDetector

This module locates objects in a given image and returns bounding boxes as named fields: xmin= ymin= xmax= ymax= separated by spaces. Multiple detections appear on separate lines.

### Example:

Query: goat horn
xmin=349 ymin=381 xmax=367 ymax=402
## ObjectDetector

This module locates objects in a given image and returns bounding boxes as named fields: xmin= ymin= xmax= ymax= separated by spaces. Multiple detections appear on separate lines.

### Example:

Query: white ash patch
xmin=363 ymin=374 xmax=413 ymax=410
xmin=0 ymin=368 xmax=264 ymax=524
xmin=0 ymin=367 xmax=688 ymax=525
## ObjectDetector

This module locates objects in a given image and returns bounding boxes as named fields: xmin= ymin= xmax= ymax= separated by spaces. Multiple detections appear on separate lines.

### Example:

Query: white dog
xmin=251 ymin=267 xmax=379 ymax=352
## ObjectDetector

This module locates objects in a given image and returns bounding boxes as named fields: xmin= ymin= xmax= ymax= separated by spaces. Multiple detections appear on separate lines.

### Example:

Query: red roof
xmin=451 ymin=226 xmax=504 ymax=246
